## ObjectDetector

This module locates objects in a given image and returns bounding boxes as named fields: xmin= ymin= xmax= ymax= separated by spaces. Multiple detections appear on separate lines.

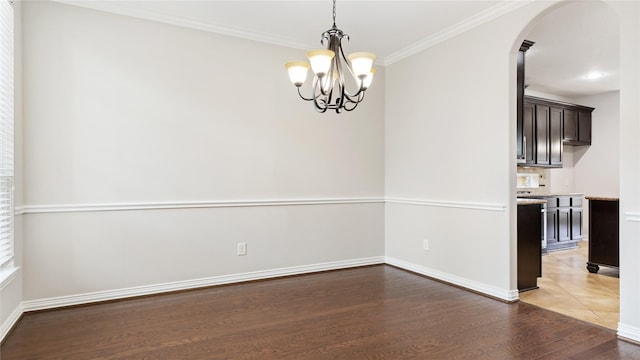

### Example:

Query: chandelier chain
xmin=332 ymin=0 xmax=336 ymax=26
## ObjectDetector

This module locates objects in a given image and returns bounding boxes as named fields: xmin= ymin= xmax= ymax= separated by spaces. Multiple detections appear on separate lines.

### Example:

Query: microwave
xmin=516 ymin=173 xmax=539 ymax=188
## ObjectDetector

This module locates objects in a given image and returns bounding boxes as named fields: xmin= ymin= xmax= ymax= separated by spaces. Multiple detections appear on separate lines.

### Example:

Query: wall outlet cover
xmin=237 ymin=242 xmax=247 ymax=256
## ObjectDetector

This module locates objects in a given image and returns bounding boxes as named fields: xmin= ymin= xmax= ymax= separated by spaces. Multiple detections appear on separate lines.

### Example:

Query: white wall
xmin=614 ymin=0 xmax=640 ymax=342
xmin=20 ymin=1 xmax=385 ymax=304
xmin=385 ymin=1 xmax=556 ymax=300
xmin=545 ymin=92 xmax=620 ymax=199
xmin=572 ymin=91 xmax=620 ymax=197
xmin=571 ymin=91 xmax=620 ymax=236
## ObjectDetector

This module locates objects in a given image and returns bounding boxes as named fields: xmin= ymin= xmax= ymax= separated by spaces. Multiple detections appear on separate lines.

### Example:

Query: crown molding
xmin=383 ymin=0 xmax=532 ymax=66
xmin=53 ymin=0 xmax=529 ymax=68
xmin=53 ymin=0 xmax=312 ymax=51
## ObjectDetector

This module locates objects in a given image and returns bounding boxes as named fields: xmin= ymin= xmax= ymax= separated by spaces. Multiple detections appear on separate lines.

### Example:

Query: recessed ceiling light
xmin=583 ymin=71 xmax=607 ymax=80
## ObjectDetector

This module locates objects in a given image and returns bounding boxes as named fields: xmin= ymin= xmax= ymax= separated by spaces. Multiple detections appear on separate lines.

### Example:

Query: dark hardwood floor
xmin=2 ymin=265 xmax=640 ymax=359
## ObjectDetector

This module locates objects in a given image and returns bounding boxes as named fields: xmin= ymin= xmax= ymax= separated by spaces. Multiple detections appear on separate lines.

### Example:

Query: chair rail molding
xmin=18 ymin=197 xmax=385 ymax=214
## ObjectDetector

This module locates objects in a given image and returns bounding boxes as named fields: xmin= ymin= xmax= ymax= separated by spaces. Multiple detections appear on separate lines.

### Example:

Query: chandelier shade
xmin=307 ymin=49 xmax=335 ymax=77
xmin=284 ymin=0 xmax=376 ymax=113
xmin=347 ymin=52 xmax=376 ymax=78
xmin=285 ymin=61 xmax=310 ymax=86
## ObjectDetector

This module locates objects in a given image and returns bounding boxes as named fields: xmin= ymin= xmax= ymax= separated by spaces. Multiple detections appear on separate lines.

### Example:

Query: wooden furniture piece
xmin=586 ymin=197 xmax=619 ymax=273
xmin=518 ymin=199 xmax=543 ymax=292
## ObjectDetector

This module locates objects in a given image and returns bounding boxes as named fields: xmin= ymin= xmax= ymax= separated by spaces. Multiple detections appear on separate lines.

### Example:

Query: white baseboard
xmin=618 ymin=323 xmax=640 ymax=344
xmin=7 ymin=255 xmax=520 ymax=343
xmin=22 ymin=256 xmax=385 ymax=312
xmin=385 ymin=256 xmax=519 ymax=302
xmin=0 ymin=302 xmax=24 ymax=341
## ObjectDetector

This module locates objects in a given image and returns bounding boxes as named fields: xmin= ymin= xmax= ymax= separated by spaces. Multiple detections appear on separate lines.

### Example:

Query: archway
xmin=509 ymin=0 xmax=640 ymax=343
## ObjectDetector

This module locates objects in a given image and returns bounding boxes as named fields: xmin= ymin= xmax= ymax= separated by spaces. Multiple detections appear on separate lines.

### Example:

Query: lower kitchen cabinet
xmin=546 ymin=195 xmax=583 ymax=251
xmin=571 ymin=206 xmax=583 ymax=240
xmin=518 ymin=202 xmax=542 ymax=292
xmin=586 ymin=197 xmax=619 ymax=273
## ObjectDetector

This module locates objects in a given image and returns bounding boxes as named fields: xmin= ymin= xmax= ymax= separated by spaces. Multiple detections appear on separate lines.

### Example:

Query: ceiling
xmin=59 ymin=0 xmax=620 ymax=98
xmin=524 ymin=1 xmax=619 ymax=98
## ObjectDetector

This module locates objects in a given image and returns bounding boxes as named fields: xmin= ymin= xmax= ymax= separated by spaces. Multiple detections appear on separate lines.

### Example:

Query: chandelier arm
xmin=344 ymin=101 xmax=358 ymax=111
xmin=296 ymin=87 xmax=316 ymax=102
xmin=341 ymin=89 xmax=365 ymax=105
xmin=336 ymin=40 xmax=367 ymax=99
xmin=311 ymin=80 xmax=329 ymax=113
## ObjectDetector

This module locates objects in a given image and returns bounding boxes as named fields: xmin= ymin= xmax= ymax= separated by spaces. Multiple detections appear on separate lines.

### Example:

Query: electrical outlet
xmin=237 ymin=242 xmax=247 ymax=256
xmin=423 ymin=239 xmax=430 ymax=251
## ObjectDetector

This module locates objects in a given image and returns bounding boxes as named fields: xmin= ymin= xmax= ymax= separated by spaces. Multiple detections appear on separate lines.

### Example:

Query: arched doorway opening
xmin=515 ymin=1 xmax=620 ymax=330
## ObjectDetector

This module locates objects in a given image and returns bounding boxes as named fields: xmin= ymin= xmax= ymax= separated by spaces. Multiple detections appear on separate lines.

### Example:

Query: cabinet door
xmin=546 ymin=208 xmax=558 ymax=243
xmin=535 ymin=105 xmax=550 ymax=165
xmin=558 ymin=208 xmax=571 ymax=241
xmin=523 ymin=102 xmax=535 ymax=164
xmin=563 ymin=108 xmax=578 ymax=142
xmin=578 ymin=111 xmax=592 ymax=144
xmin=571 ymin=207 xmax=583 ymax=240
xmin=550 ymin=107 xmax=563 ymax=166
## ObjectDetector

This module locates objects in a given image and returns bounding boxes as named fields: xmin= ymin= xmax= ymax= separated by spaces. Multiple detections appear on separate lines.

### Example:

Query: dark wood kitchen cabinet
xmin=558 ymin=207 xmax=571 ymax=242
xmin=522 ymin=98 xmax=563 ymax=168
xmin=535 ymin=104 xmax=550 ymax=165
xmin=563 ymin=108 xmax=578 ymax=142
xmin=518 ymin=202 xmax=542 ymax=292
xmin=586 ymin=197 xmax=619 ymax=273
xmin=563 ymin=108 xmax=592 ymax=145
xmin=578 ymin=110 xmax=592 ymax=144
xmin=571 ymin=196 xmax=583 ymax=241
xmin=523 ymin=102 xmax=535 ymax=165
xmin=546 ymin=195 xmax=583 ymax=251
xmin=546 ymin=200 xmax=558 ymax=243
xmin=518 ymin=96 xmax=594 ymax=168
xmin=550 ymin=107 xmax=563 ymax=166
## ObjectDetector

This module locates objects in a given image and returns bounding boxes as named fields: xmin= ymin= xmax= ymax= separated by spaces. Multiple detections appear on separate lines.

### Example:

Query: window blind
xmin=0 ymin=0 xmax=14 ymax=266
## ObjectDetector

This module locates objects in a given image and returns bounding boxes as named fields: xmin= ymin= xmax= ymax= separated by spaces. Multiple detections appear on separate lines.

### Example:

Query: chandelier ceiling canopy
xmin=285 ymin=0 xmax=376 ymax=113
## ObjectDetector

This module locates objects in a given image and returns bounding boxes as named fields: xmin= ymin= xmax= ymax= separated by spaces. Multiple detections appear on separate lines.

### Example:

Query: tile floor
xmin=519 ymin=240 xmax=620 ymax=330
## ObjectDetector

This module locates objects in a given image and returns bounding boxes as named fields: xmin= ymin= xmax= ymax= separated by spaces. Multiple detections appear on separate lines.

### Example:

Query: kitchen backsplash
xmin=516 ymin=167 xmax=550 ymax=195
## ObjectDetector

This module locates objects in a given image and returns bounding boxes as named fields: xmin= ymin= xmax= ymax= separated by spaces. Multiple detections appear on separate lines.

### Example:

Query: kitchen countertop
xmin=517 ymin=198 xmax=547 ymax=205
xmin=516 ymin=193 xmax=585 ymax=198
xmin=585 ymin=196 xmax=619 ymax=201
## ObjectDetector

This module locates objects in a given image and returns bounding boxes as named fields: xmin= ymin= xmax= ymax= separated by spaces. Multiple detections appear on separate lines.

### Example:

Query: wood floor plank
xmin=2 ymin=265 xmax=638 ymax=359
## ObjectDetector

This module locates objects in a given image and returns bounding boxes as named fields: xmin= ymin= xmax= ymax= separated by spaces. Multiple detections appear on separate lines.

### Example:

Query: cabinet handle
xmin=523 ymin=136 xmax=527 ymax=161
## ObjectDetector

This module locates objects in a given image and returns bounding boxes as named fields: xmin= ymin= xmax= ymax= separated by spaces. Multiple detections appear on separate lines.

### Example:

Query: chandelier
xmin=285 ymin=0 xmax=376 ymax=113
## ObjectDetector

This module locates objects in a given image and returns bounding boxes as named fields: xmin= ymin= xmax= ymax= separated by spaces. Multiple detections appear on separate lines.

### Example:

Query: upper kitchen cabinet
xmin=518 ymin=96 xmax=594 ymax=168
xmin=523 ymin=102 xmax=535 ymax=165
xmin=563 ymin=107 xmax=593 ymax=145
xmin=521 ymin=97 xmax=563 ymax=168
xmin=577 ymin=110 xmax=592 ymax=144
xmin=549 ymin=107 xmax=563 ymax=166
xmin=563 ymin=108 xmax=578 ymax=141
